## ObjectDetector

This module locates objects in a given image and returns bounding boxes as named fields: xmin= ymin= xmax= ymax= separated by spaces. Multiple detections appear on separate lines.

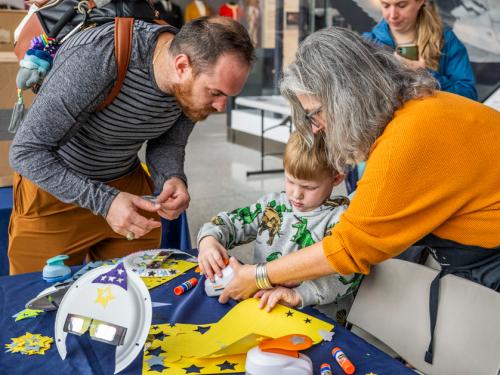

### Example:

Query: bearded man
xmin=8 ymin=16 xmax=254 ymax=274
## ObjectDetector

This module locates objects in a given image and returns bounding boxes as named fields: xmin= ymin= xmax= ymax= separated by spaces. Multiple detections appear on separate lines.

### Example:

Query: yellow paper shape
xmin=149 ymin=298 xmax=333 ymax=360
xmin=141 ymin=260 xmax=197 ymax=289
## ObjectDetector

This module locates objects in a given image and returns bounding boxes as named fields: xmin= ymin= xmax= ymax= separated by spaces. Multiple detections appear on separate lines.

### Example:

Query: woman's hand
xmin=197 ymin=236 xmax=229 ymax=281
xmin=254 ymin=286 xmax=302 ymax=312
xmin=218 ymin=257 xmax=258 ymax=303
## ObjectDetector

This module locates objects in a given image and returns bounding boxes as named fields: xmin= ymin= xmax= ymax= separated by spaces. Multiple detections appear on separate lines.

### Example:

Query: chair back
xmin=347 ymin=259 xmax=500 ymax=375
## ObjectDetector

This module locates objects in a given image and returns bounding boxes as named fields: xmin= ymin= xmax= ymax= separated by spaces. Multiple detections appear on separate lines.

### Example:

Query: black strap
xmin=425 ymin=268 xmax=450 ymax=364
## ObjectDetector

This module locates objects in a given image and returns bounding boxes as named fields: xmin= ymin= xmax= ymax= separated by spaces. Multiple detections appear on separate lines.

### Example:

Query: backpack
xmin=9 ymin=0 xmax=163 ymax=133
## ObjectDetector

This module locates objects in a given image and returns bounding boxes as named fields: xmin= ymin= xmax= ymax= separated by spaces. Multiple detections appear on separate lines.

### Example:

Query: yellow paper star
xmin=95 ymin=286 xmax=115 ymax=308
xmin=366 ymin=372 xmax=378 ymax=375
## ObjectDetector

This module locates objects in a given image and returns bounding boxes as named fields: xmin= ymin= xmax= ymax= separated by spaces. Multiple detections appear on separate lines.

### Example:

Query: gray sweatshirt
xmin=9 ymin=21 xmax=194 ymax=217
xmin=197 ymin=192 xmax=359 ymax=308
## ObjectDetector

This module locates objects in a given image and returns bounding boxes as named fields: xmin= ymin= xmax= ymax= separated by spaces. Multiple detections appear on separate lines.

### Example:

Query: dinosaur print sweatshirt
xmin=197 ymin=192 xmax=360 ymax=308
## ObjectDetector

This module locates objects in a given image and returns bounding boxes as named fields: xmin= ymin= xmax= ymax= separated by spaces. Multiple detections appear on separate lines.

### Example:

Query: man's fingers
xmin=132 ymin=196 xmax=161 ymax=212
xmin=156 ymin=184 xmax=175 ymax=203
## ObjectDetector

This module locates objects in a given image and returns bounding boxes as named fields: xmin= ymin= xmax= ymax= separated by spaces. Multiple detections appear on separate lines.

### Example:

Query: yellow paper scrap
xmin=5 ymin=332 xmax=53 ymax=355
xmin=141 ymin=260 xmax=197 ymax=289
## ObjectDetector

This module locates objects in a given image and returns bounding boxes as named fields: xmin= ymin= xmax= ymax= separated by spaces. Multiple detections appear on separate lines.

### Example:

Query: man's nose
xmin=212 ymin=97 xmax=227 ymax=112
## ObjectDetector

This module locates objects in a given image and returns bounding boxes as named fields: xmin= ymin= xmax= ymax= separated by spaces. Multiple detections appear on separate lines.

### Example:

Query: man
xmin=8 ymin=16 xmax=254 ymax=274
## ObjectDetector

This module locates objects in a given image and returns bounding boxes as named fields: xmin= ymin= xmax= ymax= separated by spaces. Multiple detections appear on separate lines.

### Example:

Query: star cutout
xmin=146 ymin=355 xmax=165 ymax=368
xmin=304 ymin=318 xmax=312 ymax=324
xmin=286 ymin=310 xmax=294 ymax=317
xmin=117 ymin=268 xmax=124 ymax=275
xmin=147 ymin=346 xmax=165 ymax=357
xmin=153 ymin=331 xmax=168 ymax=341
xmin=95 ymin=286 xmax=115 ymax=308
xmin=319 ymin=329 xmax=335 ymax=341
xmin=216 ymin=360 xmax=237 ymax=370
xmin=366 ymin=373 xmax=378 ymax=375
xmin=13 ymin=309 xmax=44 ymax=322
xmin=183 ymin=364 xmax=204 ymax=373
xmin=152 ymin=325 xmax=159 ymax=330
xmin=148 ymin=271 xmax=156 ymax=277
xmin=194 ymin=326 xmax=210 ymax=334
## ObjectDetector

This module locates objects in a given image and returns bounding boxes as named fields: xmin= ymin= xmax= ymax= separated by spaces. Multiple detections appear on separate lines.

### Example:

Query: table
xmin=232 ymin=96 xmax=292 ymax=176
xmin=0 ymin=263 xmax=416 ymax=375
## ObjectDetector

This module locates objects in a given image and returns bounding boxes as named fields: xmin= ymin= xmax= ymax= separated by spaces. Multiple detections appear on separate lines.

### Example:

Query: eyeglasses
xmin=63 ymin=313 xmax=127 ymax=346
xmin=304 ymin=106 xmax=323 ymax=129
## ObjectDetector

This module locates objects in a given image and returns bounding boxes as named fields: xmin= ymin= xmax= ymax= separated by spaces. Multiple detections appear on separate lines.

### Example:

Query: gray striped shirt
xmin=10 ymin=21 xmax=195 ymax=217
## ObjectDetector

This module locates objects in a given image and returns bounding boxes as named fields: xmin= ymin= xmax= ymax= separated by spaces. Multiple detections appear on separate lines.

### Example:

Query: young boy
xmin=197 ymin=132 xmax=360 ymax=319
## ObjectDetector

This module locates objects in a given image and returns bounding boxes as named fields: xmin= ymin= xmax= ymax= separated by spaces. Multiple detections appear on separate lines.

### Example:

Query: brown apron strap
xmin=96 ymin=17 xmax=134 ymax=111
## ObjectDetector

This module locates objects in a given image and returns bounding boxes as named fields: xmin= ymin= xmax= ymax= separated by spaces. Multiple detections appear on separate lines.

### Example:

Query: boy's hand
xmin=254 ymin=286 xmax=302 ymax=312
xmin=197 ymin=236 xmax=229 ymax=281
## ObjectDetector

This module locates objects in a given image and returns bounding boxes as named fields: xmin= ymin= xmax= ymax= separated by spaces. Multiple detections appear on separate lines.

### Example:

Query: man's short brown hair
xmin=283 ymin=132 xmax=338 ymax=180
xmin=170 ymin=16 xmax=255 ymax=75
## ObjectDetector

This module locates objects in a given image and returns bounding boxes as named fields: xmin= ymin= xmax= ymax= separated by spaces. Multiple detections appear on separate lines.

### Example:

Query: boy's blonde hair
xmin=283 ymin=132 xmax=338 ymax=180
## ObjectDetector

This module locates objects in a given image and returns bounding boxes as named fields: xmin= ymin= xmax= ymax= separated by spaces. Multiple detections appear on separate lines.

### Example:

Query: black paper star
xmin=194 ymin=326 xmax=210 ymax=334
xmin=148 ymin=271 xmax=156 ymax=277
xmin=286 ymin=310 xmax=294 ymax=317
xmin=153 ymin=332 xmax=168 ymax=341
xmin=304 ymin=318 xmax=312 ymax=324
xmin=216 ymin=360 xmax=237 ymax=370
xmin=151 ymin=325 xmax=159 ymax=330
xmin=147 ymin=346 xmax=165 ymax=357
xmin=169 ymin=322 xmax=177 ymax=328
xmin=183 ymin=364 xmax=204 ymax=373
xmin=149 ymin=364 xmax=169 ymax=373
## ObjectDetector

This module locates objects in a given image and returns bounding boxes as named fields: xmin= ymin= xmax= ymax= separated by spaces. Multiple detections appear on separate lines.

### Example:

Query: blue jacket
xmin=363 ymin=20 xmax=478 ymax=100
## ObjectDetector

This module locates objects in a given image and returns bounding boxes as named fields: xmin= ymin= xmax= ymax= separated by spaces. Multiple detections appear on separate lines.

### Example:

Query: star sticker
xmin=13 ymin=309 xmax=44 ymax=322
xmin=152 ymin=325 xmax=159 ymax=330
xmin=108 ymin=276 xmax=116 ymax=282
xmin=194 ymin=326 xmax=210 ymax=334
xmin=148 ymin=271 xmax=156 ymax=277
xmin=95 ymin=286 xmax=115 ymax=308
xmin=304 ymin=318 xmax=312 ymax=324
xmin=183 ymin=364 xmax=204 ymax=373
xmin=319 ymin=329 xmax=335 ymax=341
xmin=290 ymin=335 xmax=305 ymax=345
xmin=286 ymin=310 xmax=294 ymax=317
xmin=117 ymin=268 xmax=124 ymax=275
xmin=169 ymin=322 xmax=177 ymax=328
xmin=216 ymin=360 xmax=237 ymax=370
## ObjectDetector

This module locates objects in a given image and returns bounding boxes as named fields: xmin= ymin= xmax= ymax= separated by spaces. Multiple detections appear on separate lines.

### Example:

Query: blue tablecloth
xmin=0 ymin=263 xmax=416 ymax=375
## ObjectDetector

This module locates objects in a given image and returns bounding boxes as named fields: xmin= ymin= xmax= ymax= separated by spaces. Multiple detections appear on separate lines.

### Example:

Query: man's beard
xmin=172 ymin=79 xmax=215 ymax=122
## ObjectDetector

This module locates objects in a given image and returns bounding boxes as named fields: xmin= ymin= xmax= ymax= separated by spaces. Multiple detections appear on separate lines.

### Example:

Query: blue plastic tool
xmin=42 ymin=255 xmax=71 ymax=283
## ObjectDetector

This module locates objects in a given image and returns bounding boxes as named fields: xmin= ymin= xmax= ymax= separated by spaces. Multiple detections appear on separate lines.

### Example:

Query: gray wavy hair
xmin=280 ymin=27 xmax=437 ymax=172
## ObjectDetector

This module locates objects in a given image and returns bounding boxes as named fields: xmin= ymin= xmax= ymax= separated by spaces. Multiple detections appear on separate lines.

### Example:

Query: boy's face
xmin=285 ymin=172 xmax=341 ymax=212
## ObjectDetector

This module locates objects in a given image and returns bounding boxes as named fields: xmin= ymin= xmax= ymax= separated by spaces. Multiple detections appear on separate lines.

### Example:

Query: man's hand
xmin=106 ymin=192 xmax=161 ymax=239
xmin=155 ymin=177 xmax=190 ymax=220
xmin=198 ymin=236 xmax=229 ymax=281
xmin=254 ymin=286 xmax=302 ymax=312
xmin=219 ymin=257 xmax=258 ymax=304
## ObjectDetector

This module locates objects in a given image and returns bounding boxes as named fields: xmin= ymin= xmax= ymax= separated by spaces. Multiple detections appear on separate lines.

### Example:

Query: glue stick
xmin=332 ymin=347 xmax=355 ymax=374
xmin=174 ymin=277 xmax=198 ymax=295
xmin=320 ymin=362 xmax=333 ymax=375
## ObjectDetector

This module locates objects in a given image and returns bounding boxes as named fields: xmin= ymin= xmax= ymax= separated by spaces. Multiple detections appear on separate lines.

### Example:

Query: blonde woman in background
xmin=365 ymin=0 xmax=477 ymax=100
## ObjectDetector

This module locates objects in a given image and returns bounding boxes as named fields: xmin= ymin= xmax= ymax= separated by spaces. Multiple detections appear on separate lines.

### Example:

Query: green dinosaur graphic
xmin=291 ymin=217 xmax=315 ymax=248
xmin=338 ymin=273 xmax=364 ymax=296
xmin=229 ymin=203 xmax=262 ymax=225
xmin=266 ymin=251 xmax=282 ymax=262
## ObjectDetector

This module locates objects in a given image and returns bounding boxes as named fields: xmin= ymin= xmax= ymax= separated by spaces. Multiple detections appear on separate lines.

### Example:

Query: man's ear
xmin=173 ymin=53 xmax=192 ymax=79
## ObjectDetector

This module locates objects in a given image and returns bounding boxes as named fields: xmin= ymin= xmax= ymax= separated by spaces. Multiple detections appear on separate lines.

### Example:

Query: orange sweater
xmin=323 ymin=92 xmax=500 ymax=275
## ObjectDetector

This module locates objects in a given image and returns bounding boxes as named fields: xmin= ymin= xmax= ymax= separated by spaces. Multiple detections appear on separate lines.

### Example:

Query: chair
xmin=347 ymin=259 xmax=500 ymax=375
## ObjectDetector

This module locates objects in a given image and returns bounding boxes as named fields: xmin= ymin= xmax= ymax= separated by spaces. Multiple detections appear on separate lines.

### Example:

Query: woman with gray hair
xmin=219 ymin=27 xmax=500 ymax=361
